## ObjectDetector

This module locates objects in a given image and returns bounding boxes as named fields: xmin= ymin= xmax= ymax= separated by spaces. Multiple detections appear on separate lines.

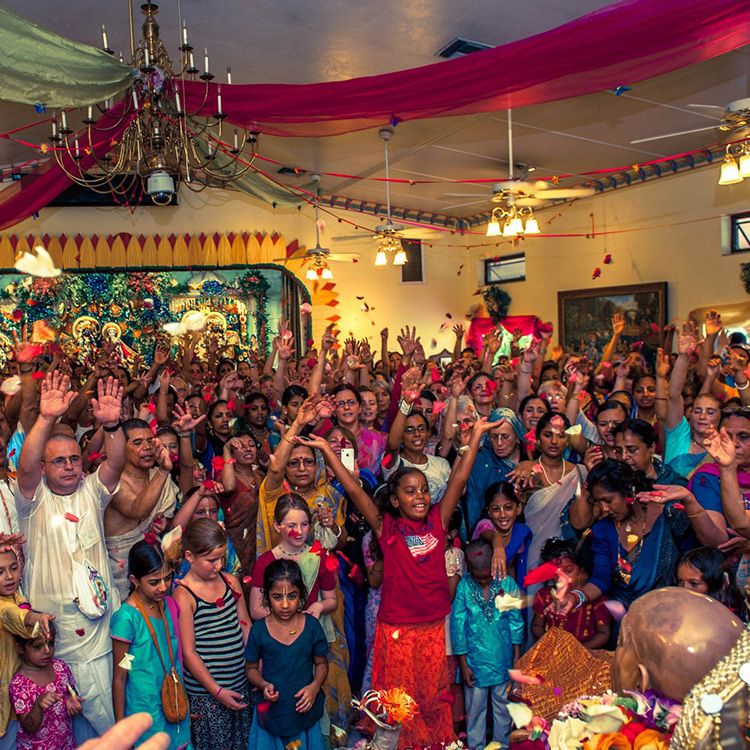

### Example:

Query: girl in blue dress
xmin=245 ymin=559 xmax=329 ymax=750
xmin=111 ymin=540 xmax=192 ymax=749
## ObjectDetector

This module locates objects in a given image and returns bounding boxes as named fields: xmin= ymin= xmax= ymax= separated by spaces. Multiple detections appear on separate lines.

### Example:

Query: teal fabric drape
xmin=0 ymin=3 xmax=132 ymax=108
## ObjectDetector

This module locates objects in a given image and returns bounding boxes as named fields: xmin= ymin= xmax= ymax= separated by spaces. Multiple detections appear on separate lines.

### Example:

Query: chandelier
xmin=374 ymin=233 xmax=407 ymax=266
xmin=48 ymin=1 xmax=257 ymax=204
xmin=718 ymin=144 xmax=750 ymax=185
xmin=486 ymin=204 xmax=540 ymax=238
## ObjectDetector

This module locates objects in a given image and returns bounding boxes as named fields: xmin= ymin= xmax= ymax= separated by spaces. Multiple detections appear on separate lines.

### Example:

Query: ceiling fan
xmin=630 ymin=97 xmax=750 ymax=145
xmin=332 ymin=128 xmax=445 ymax=247
xmin=273 ymin=175 xmax=360 ymax=278
xmin=442 ymin=111 xmax=595 ymax=211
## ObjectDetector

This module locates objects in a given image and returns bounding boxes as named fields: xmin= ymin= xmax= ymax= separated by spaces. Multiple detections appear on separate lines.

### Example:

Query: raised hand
xmin=91 ymin=376 xmax=124 ymax=427
xmin=677 ymin=321 xmax=699 ymax=356
xmin=397 ymin=326 xmax=419 ymax=357
xmin=449 ymin=373 xmax=469 ymax=398
xmin=153 ymin=345 xmax=170 ymax=367
xmin=703 ymin=426 xmax=736 ymax=467
xmin=173 ymin=402 xmax=206 ymax=433
xmin=295 ymin=394 xmax=321 ymax=426
xmin=452 ymin=324 xmax=465 ymax=339
xmin=655 ymin=347 xmax=670 ymax=379
xmin=612 ymin=313 xmax=625 ymax=337
xmin=39 ymin=372 xmax=76 ymax=420
xmin=705 ymin=309 xmax=723 ymax=337
xmin=0 ymin=532 xmax=25 ymax=553
xmin=522 ymin=338 xmax=540 ymax=364
xmin=151 ymin=438 xmax=173 ymax=473
xmin=400 ymin=367 xmax=423 ymax=403
xmin=321 ymin=324 xmax=337 ymax=353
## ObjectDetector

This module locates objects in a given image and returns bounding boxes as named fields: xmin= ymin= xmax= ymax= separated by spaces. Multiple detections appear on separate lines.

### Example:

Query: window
xmin=400 ymin=240 xmax=424 ymax=283
xmin=731 ymin=211 xmax=750 ymax=253
xmin=484 ymin=253 xmax=526 ymax=284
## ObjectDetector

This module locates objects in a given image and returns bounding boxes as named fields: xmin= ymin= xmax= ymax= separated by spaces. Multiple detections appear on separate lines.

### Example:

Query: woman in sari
xmin=612 ymin=419 xmax=687 ymax=487
xmin=558 ymin=459 xmax=725 ymax=619
xmin=509 ymin=412 xmax=586 ymax=574
xmin=464 ymin=407 xmax=527 ymax=535
xmin=255 ymin=395 xmax=351 ymax=736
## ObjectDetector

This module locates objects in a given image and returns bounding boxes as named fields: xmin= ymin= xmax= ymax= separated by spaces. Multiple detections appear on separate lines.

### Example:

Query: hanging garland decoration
xmin=483 ymin=285 xmax=512 ymax=324
xmin=0 ymin=269 xmax=271 ymax=362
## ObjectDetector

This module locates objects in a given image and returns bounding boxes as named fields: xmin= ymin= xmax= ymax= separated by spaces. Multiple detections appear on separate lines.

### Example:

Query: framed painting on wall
xmin=558 ymin=282 xmax=668 ymax=361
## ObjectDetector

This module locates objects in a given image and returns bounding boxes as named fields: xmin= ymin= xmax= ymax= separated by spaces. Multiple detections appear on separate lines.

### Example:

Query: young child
xmin=0 ymin=547 xmax=55 ymax=750
xmin=451 ymin=539 xmax=524 ymax=750
xmin=173 ymin=518 xmax=253 ymax=750
xmin=245 ymin=559 xmax=329 ymax=750
xmin=10 ymin=622 xmax=83 ymax=750
xmin=110 ymin=540 xmax=191 ymax=749
xmin=298 ymin=417 xmax=496 ymax=749
xmin=531 ymin=538 xmax=611 ymax=649
xmin=676 ymin=546 xmax=747 ymax=619
xmin=471 ymin=482 xmax=532 ymax=583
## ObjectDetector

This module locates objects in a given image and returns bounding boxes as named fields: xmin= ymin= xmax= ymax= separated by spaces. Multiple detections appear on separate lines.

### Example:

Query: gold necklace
xmin=272 ymin=613 xmax=299 ymax=635
xmin=135 ymin=592 xmax=158 ymax=611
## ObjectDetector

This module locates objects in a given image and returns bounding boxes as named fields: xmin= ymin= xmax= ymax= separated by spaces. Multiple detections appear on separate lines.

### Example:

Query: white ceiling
xmin=1 ymin=0 xmax=749 ymax=221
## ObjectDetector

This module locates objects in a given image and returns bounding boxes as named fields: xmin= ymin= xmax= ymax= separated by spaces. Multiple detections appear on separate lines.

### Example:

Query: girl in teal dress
xmin=245 ymin=559 xmax=329 ymax=750
xmin=111 ymin=541 xmax=192 ymax=750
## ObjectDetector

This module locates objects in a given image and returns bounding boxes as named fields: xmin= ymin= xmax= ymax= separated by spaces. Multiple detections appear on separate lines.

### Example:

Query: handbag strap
xmin=132 ymin=594 xmax=178 ymax=678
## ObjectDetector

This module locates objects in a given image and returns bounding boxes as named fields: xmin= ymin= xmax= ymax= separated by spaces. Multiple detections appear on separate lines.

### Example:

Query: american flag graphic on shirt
xmin=403 ymin=532 xmax=439 ymax=559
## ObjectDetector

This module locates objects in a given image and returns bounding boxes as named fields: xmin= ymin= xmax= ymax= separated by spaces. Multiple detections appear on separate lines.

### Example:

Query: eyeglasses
xmin=489 ymin=432 xmax=516 ymax=442
xmin=336 ymin=399 xmax=358 ymax=408
xmin=404 ymin=425 xmax=428 ymax=435
xmin=44 ymin=456 xmax=83 ymax=468
xmin=287 ymin=458 xmax=316 ymax=469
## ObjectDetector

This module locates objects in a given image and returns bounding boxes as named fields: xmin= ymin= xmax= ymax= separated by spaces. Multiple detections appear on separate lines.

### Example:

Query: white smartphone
xmin=340 ymin=448 xmax=355 ymax=471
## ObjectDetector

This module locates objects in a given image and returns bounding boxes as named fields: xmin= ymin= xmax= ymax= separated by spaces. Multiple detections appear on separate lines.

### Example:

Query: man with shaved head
xmin=15 ymin=372 xmax=126 ymax=743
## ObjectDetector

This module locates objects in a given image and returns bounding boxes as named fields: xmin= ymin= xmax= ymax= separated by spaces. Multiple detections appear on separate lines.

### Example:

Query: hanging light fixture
xmin=305 ymin=268 xmax=318 ymax=280
xmin=739 ymin=145 xmax=750 ymax=179
xmin=393 ymin=247 xmax=407 ymax=265
xmin=374 ymin=250 xmax=388 ymax=266
xmin=485 ymin=213 xmax=502 ymax=237
xmin=49 ymin=1 xmax=257 ymax=204
xmin=718 ymin=147 xmax=743 ymax=185
xmin=488 ymin=204 xmax=541 ymax=238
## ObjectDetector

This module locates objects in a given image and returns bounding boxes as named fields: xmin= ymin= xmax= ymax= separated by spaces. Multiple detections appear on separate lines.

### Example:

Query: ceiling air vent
xmin=435 ymin=38 xmax=492 ymax=60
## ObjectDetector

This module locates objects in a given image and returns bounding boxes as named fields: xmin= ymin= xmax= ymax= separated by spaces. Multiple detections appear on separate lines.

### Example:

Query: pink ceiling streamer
xmin=0 ymin=0 xmax=748 ymax=231
xmin=182 ymin=0 xmax=750 ymax=137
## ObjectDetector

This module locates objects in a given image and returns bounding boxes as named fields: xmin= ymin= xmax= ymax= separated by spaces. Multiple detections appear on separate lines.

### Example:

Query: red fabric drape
xmin=181 ymin=0 xmax=749 ymax=136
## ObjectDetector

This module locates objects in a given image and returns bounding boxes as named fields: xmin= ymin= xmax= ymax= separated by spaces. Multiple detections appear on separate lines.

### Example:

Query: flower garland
xmin=510 ymin=690 xmax=680 ymax=750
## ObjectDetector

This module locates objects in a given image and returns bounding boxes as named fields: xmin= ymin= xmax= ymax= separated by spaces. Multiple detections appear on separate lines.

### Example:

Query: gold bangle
xmin=282 ymin=434 xmax=296 ymax=445
xmin=687 ymin=509 xmax=706 ymax=520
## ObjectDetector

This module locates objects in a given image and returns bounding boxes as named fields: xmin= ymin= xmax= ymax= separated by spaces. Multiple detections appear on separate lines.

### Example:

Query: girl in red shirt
xmin=298 ymin=417 xmax=498 ymax=749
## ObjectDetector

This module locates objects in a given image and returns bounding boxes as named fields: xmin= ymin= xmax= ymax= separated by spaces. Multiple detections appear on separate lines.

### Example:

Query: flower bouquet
xmin=509 ymin=690 xmax=680 ymax=750
xmin=351 ymin=688 xmax=418 ymax=750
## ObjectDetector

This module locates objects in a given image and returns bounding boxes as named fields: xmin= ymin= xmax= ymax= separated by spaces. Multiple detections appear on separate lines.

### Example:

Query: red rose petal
xmin=445 ymin=313 xmax=453 ymax=319
xmin=211 ymin=456 xmax=225 ymax=472
xmin=439 ymin=691 xmax=455 ymax=705
xmin=257 ymin=702 xmax=270 ymax=714
xmin=88 ymin=452 xmax=103 ymax=462
xmin=203 ymin=480 xmax=215 ymax=491
xmin=674 ymin=503 xmax=685 ymax=511
xmin=215 ymin=597 xmax=225 ymax=608
xmin=75 ymin=629 xmax=85 ymax=637
xmin=242 ymin=576 xmax=252 ymax=584
xmin=230 ymin=589 xmax=241 ymax=601
xmin=325 ymin=555 xmax=339 ymax=571
xmin=64 ymin=513 xmax=80 ymax=523
xmin=118 ymin=559 xmax=126 ymax=569
xmin=592 ymin=267 xmax=601 ymax=279
xmin=17 ymin=344 xmax=43 ymax=363
xmin=240 ymin=620 xmax=248 ymax=626
xmin=382 ymin=453 xmax=394 ymax=468
xmin=31 ymin=372 xmax=44 ymax=380
xmin=603 ymin=254 xmax=613 ymax=264
xmin=8 ymin=450 xmax=15 ymax=458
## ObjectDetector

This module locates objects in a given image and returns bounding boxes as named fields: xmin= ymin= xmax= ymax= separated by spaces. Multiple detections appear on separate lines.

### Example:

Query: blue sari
xmin=588 ymin=502 xmax=690 ymax=608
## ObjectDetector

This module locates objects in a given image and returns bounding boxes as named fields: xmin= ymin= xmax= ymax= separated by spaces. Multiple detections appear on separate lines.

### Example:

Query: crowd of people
xmin=0 ymin=309 xmax=749 ymax=750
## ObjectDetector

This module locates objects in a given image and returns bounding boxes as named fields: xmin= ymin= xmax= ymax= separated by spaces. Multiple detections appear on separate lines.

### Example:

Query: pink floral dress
xmin=10 ymin=659 xmax=76 ymax=750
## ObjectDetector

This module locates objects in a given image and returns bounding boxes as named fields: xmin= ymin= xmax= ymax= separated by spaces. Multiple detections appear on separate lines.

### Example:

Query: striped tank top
xmin=180 ymin=575 xmax=247 ymax=694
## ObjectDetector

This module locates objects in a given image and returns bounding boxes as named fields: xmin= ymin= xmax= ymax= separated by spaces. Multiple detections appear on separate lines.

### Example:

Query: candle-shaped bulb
xmin=217 ymin=86 xmax=222 ymax=114
xmin=132 ymin=89 xmax=139 ymax=110
xmin=74 ymin=138 xmax=80 ymax=157
xmin=175 ymin=90 xmax=182 ymax=114
xmin=182 ymin=22 xmax=188 ymax=46
xmin=189 ymin=51 xmax=195 ymax=70
xmin=101 ymin=24 xmax=109 ymax=50
xmin=87 ymin=105 xmax=93 ymax=121
xmin=226 ymin=66 xmax=232 ymax=85
xmin=52 ymin=119 xmax=58 ymax=138
xmin=61 ymin=110 xmax=68 ymax=130
xmin=204 ymin=48 xmax=209 ymax=74
xmin=207 ymin=140 xmax=213 ymax=157
xmin=233 ymin=129 xmax=239 ymax=151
